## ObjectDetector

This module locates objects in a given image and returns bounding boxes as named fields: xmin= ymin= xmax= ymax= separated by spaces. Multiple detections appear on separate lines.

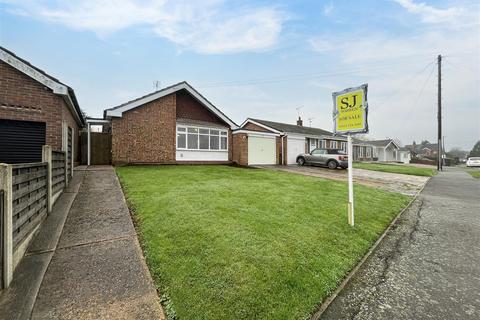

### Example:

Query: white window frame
xmin=330 ymin=140 xmax=338 ymax=149
xmin=341 ymin=142 xmax=347 ymax=152
xmin=366 ymin=147 xmax=371 ymax=158
xmin=320 ymin=140 xmax=326 ymax=148
xmin=176 ymin=124 xmax=228 ymax=151
xmin=359 ymin=147 xmax=364 ymax=158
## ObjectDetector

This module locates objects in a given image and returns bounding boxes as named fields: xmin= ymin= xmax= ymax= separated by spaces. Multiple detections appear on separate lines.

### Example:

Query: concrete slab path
xmin=0 ymin=166 xmax=164 ymax=320
xmin=320 ymin=168 xmax=480 ymax=319
xmin=257 ymin=165 xmax=428 ymax=196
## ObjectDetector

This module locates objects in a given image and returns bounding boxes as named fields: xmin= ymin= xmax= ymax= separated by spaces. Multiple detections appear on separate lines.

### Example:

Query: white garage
xmin=287 ymin=135 xmax=306 ymax=165
xmin=248 ymin=135 xmax=276 ymax=165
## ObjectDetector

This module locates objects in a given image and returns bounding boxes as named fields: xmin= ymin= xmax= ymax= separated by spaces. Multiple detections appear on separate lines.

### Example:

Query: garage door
xmin=287 ymin=136 xmax=306 ymax=165
xmin=0 ymin=119 xmax=46 ymax=164
xmin=248 ymin=136 xmax=276 ymax=165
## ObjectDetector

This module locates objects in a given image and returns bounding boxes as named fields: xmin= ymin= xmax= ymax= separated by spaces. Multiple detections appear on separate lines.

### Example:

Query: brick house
xmin=236 ymin=117 xmax=354 ymax=165
xmin=0 ymin=47 xmax=85 ymax=164
xmin=103 ymin=82 xmax=237 ymax=165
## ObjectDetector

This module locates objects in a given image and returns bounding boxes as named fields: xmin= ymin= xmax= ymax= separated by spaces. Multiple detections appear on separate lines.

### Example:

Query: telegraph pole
xmin=437 ymin=54 xmax=442 ymax=171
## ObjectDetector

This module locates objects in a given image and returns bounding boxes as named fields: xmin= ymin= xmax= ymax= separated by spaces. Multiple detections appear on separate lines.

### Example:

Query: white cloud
xmin=2 ymin=0 xmax=285 ymax=54
xmin=393 ymin=0 xmax=465 ymax=24
xmin=323 ymin=3 xmax=334 ymax=16
xmin=307 ymin=1 xmax=480 ymax=148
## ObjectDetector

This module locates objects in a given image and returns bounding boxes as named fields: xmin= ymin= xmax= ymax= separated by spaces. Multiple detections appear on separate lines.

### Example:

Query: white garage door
xmin=248 ymin=136 xmax=276 ymax=165
xmin=287 ymin=136 xmax=306 ymax=165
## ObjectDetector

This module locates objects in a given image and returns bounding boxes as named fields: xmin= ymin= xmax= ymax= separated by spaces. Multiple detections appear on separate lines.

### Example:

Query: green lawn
xmin=116 ymin=165 xmax=410 ymax=320
xmin=466 ymin=169 xmax=480 ymax=179
xmin=353 ymin=162 xmax=436 ymax=177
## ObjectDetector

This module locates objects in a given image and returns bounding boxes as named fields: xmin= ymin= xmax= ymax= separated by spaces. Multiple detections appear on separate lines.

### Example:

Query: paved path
xmin=258 ymin=165 xmax=428 ymax=196
xmin=320 ymin=168 xmax=480 ymax=319
xmin=0 ymin=166 xmax=164 ymax=320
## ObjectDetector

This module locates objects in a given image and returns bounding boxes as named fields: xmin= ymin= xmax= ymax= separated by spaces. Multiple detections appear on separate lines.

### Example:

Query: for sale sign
xmin=332 ymin=84 xmax=368 ymax=134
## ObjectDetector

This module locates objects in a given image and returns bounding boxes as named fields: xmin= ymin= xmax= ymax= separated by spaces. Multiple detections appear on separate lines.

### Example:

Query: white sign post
xmin=332 ymin=84 xmax=369 ymax=227
xmin=347 ymin=134 xmax=354 ymax=226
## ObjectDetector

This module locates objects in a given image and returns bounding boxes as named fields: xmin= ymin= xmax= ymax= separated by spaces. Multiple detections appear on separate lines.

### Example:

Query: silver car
xmin=296 ymin=148 xmax=349 ymax=169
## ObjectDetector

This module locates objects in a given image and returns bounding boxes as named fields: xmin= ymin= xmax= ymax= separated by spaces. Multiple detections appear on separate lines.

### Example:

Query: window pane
xmin=177 ymin=127 xmax=186 ymax=132
xmin=188 ymin=127 xmax=198 ymax=134
xmin=210 ymin=135 xmax=219 ymax=149
xmin=177 ymin=133 xmax=186 ymax=148
xmin=188 ymin=133 xmax=198 ymax=149
xmin=199 ymin=135 xmax=209 ymax=149
xmin=199 ymin=128 xmax=209 ymax=134
xmin=221 ymin=136 xmax=227 ymax=150
xmin=210 ymin=129 xmax=219 ymax=135
xmin=221 ymin=131 xmax=227 ymax=136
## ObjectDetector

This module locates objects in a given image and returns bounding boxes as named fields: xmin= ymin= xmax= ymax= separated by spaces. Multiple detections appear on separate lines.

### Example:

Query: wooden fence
xmin=52 ymin=150 xmax=66 ymax=195
xmin=11 ymin=162 xmax=48 ymax=249
xmin=0 ymin=145 xmax=70 ymax=289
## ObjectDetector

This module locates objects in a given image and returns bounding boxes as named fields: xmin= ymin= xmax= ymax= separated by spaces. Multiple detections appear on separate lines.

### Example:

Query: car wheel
xmin=297 ymin=157 xmax=305 ymax=166
xmin=327 ymin=160 xmax=338 ymax=169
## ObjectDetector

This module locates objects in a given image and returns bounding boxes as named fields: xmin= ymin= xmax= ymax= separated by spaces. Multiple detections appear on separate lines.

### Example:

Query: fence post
xmin=42 ymin=145 xmax=53 ymax=213
xmin=0 ymin=164 xmax=13 ymax=288
xmin=64 ymin=150 xmax=68 ymax=187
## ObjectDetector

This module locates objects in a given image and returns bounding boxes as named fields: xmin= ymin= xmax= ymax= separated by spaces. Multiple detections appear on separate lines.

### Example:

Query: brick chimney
xmin=297 ymin=116 xmax=303 ymax=126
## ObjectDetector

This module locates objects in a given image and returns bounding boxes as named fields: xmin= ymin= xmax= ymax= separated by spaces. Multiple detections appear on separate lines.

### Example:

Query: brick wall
xmin=232 ymin=133 xmax=248 ymax=165
xmin=176 ymin=90 xmax=226 ymax=126
xmin=0 ymin=61 xmax=80 ymax=160
xmin=243 ymin=122 xmax=272 ymax=132
xmin=111 ymin=93 xmax=176 ymax=164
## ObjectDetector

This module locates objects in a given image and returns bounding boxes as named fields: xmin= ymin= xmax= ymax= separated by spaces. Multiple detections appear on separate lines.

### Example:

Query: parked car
xmin=296 ymin=148 xmax=348 ymax=169
xmin=466 ymin=157 xmax=480 ymax=167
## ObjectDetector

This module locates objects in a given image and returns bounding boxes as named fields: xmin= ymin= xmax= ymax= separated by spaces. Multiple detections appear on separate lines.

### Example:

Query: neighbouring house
xmin=103 ymin=81 xmax=237 ymax=165
xmin=0 ymin=46 xmax=85 ymax=164
xmin=369 ymin=139 xmax=401 ymax=162
xmin=405 ymin=140 xmax=439 ymax=158
xmin=398 ymin=147 xmax=411 ymax=164
xmin=352 ymin=138 xmax=376 ymax=162
xmin=236 ymin=117 xmax=374 ymax=166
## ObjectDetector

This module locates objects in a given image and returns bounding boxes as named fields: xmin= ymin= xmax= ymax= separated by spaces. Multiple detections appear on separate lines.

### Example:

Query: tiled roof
xmin=250 ymin=118 xmax=335 ymax=137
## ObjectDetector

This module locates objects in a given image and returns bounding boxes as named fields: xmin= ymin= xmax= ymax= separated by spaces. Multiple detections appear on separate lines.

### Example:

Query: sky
xmin=0 ymin=0 xmax=479 ymax=150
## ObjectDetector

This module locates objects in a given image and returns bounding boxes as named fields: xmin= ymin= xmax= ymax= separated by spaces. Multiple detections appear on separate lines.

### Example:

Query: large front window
xmin=177 ymin=125 xmax=228 ymax=151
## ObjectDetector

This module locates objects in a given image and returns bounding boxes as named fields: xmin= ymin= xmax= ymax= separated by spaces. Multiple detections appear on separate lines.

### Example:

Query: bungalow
xmin=0 ymin=46 xmax=84 ymax=165
xmin=369 ymin=139 xmax=401 ymax=162
xmin=236 ymin=117 xmax=355 ymax=166
xmin=103 ymin=81 xmax=237 ymax=165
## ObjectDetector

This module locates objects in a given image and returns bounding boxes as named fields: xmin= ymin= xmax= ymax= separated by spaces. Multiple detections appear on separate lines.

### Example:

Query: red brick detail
xmin=0 ymin=61 xmax=80 ymax=160
xmin=232 ymin=133 xmax=248 ymax=166
xmin=243 ymin=122 xmax=273 ymax=133
xmin=176 ymin=90 xmax=227 ymax=126
xmin=111 ymin=93 xmax=176 ymax=165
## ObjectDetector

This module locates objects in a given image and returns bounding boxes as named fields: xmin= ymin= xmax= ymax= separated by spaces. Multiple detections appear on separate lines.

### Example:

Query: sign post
xmin=332 ymin=84 xmax=369 ymax=227
xmin=347 ymin=134 xmax=354 ymax=226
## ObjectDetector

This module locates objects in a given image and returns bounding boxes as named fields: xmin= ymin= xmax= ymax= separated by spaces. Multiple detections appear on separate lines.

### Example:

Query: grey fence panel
xmin=52 ymin=151 xmax=66 ymax=195
xmin=11 ymin=162 xmax=48 ymax=249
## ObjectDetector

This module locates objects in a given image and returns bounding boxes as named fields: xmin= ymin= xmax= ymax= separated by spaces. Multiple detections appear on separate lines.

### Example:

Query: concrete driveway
xmin=0 ymin=166 xmax=164 ymax=320
xmin=320 ymin=168 xmax=480 ymax=319
xmin=257 ymin=165 xmax=429 ymax=196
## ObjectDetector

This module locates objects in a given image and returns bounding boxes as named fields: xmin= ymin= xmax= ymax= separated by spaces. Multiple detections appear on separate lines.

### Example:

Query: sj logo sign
xmin=332 ymin=84 xmax=368 ymax=134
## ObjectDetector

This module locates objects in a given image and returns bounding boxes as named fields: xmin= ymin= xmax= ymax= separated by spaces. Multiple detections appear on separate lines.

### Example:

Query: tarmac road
xmin=320 ymin=167 xmax=480 ymax=319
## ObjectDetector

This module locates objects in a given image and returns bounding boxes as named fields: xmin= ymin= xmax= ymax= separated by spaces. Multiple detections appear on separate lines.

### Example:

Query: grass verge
xmin=116 ymin=165 xmax=410 ymax=319
xmin=353 ymin=162 xmax=436 ymax=176
xmin=466 ymin=169 xmax=480 ymax=179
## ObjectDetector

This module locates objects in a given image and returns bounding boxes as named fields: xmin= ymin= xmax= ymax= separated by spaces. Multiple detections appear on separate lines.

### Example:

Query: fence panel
xmin=11 ymin=162 xmax=48 ymax=249
xmin=52 ymin=151 xmax=66 ymax=195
